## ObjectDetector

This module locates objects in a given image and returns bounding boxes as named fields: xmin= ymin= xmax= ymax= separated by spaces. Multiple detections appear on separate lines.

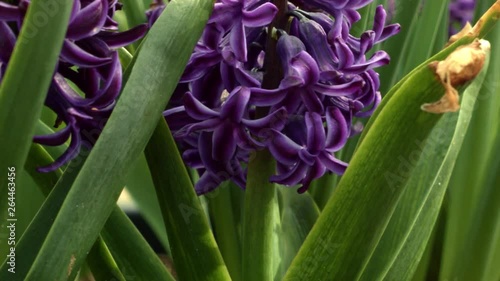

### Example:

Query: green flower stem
xmin=145 ymin=118 xmax=231 ymax=281
xmin=242 ymin=149 xmax=278 ymax=281
xmin=240 ymin=0 xmax=287 ymax=277
xmin=120 ymin=0 xmax=147 ymax=27
xmin=120 ymin=0 xmax=147 ymax=52
xmin=0 ymin=0 xmax=73 ymax=257
xmin=308 ymin=173 xmax=338 ymax=209
xmin=208 ymin=182 xmax=243 ymax=281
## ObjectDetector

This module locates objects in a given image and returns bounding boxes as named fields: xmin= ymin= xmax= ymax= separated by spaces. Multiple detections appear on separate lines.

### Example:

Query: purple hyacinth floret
xmin=449 ymin=0 xmax=476 ymax=35
xmin=153 ymin=0 xmax=400 ymax=194
xmin=0 ymin=0 xmax=147 ymax=172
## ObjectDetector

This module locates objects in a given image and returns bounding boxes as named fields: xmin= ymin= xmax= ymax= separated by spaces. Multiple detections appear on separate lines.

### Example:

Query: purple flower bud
xmin=0 ymin=0 xmax=146 ymax=172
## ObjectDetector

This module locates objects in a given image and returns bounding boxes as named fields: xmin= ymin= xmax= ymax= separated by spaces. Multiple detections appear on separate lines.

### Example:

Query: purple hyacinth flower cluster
xmin=0 ymin=0 xmax=147 ymax=172
xmin=449 ymin=0 xmax=476 ymax=35
xmin=150 ymin=0 xmax=400 ymax=194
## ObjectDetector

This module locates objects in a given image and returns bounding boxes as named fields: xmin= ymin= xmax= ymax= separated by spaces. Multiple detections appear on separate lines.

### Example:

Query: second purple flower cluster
xmin=149 ymin=0 xmax=400 ymax=194
xmin=0 ymin=0 xmax=147 ymax=172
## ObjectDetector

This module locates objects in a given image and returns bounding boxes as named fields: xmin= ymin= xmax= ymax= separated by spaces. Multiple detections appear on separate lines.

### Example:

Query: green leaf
xmin=26 ymin=149 xmax=123 ymax=281
xmin=350 ymin=2 xmax=379 ymax=38
xmin=101 ymin=206 xmax=175 ymax=281
xmin=125 ymin=154 xmax=171 ymax=253
xmin=13 ymin=170 xmax=45 ymax=238
xmin=283 ymin=34 xmax=492 ymax=280
xmin=22 ymin=1 xmax=214 ymax=279
xmin=278 ymin=188 xmax=319 ymax=279
xmin=120 ymin=0 xmax=147 ymax=28
xmin=377 ymin=0 xmax=425 ymax=93
xmin=24 ymin=143 xmax=63 ymax=194
xmin=145 ymin=118 xmax=231 ymax=281
xmin=1 ymin=144 xmax=173 ymax=281
xmin=400 ymin=0 xmax=450 ymax=74
xmin=309 ymin=0 xmax=450 ymax=209
xmin=440 ymin=11 xmax=500 ymax=281
xmin=2 ymin=147 xmax=136 ymax=281
xmin=120 ymin=0 xmax=147 ymax=52
xmin=357 ymin=46 xmax=489 ymax=280
xmin=118 ymin=47 xmax=134 ymax=69
xmin=362 ymin=0 xmax=500 ymax=147
xmin=308 ymin=172 xmax=338 ymax=209
xmin=86 ymin=237 xmax=126 ymax=281
xmin=452 ymin=132 xmax=500 ymax=281
xmin=0 ymin=0 xmax=73 ymax=256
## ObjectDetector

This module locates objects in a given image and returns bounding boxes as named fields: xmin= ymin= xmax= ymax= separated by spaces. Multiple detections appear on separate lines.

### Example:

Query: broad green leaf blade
xmin=25 ymin=147 xmax=127 ymax=281
xmin=3 ymin=147 xmax=137 ymax=281
xmin=283 ymin=36 xmax=491 ymax=280
xmin=23 ymin=1 xmax=213 ymax=279
xmin=358 ymin=48 xmax=489 ymax=280
xmin=1 ymin=144 xmax=174 ymax=281
xmin=145 ymin=118 xmax=231 ymax=281
xmin=361 ymin=0 xmax=500 ymax=148
xmin=0 ymin=0 xmax=73 ymax=256
xmin=243 ymin=150 xmax=279 ymax=281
